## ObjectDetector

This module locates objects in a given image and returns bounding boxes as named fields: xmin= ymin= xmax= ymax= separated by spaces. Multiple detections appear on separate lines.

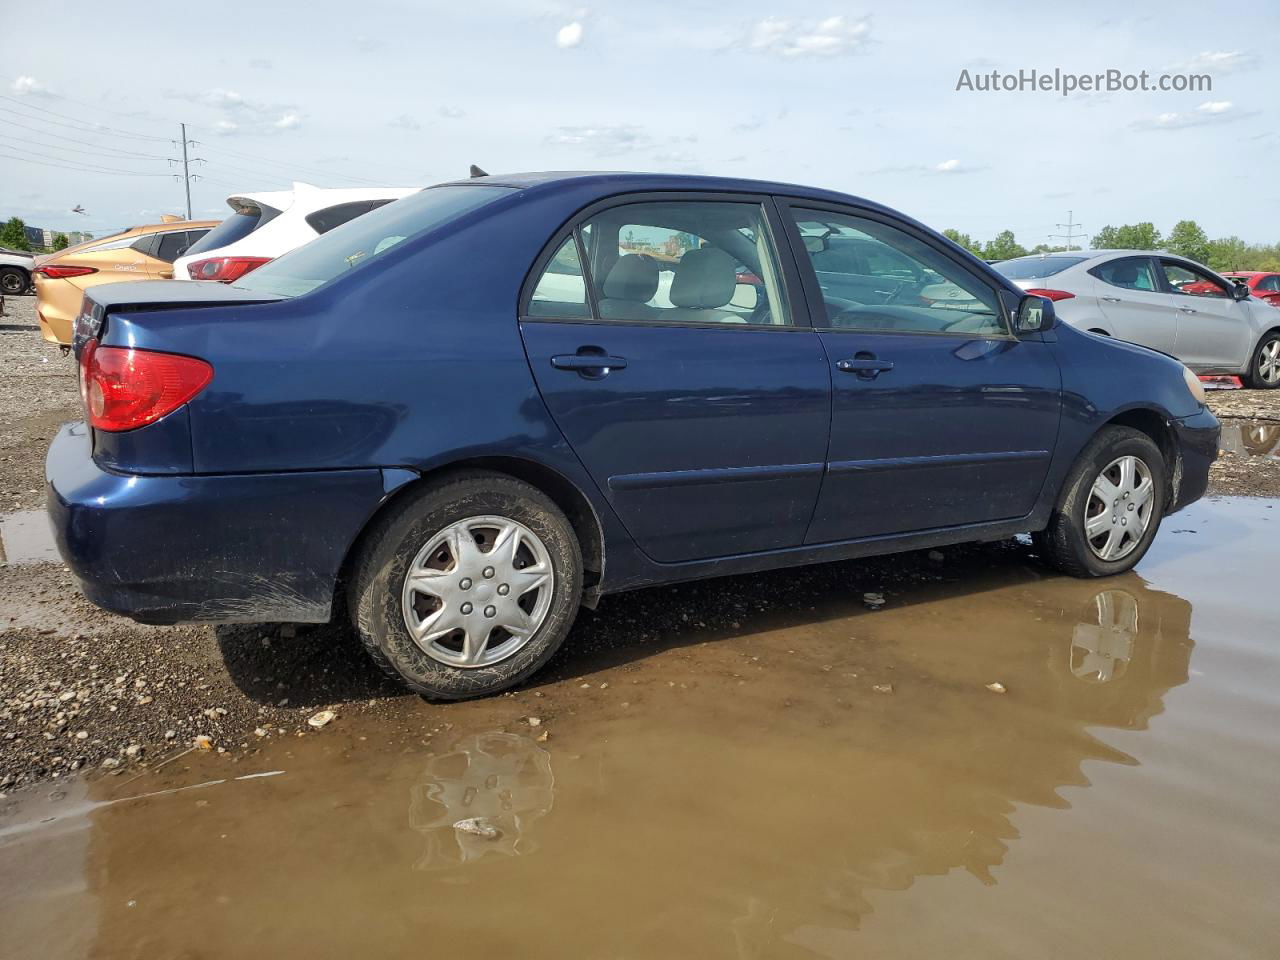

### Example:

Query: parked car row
xmin=30 ymin=183 xmax=419 ymax=345
xmin=994 ymin=251 xmax=1280 ymax=389
xmin=46 ymin=171 xmax=1220 ymax=701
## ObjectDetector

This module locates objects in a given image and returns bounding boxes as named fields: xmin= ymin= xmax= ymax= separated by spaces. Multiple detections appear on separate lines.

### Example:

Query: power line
xmin=0 ymin=96 xmax=171 ymax=141
xmin=0 ymin=150 xmax=175 ymax=176
xmin=1050 ymin=210 xmax=1086 ymax=251
xmin=0 ymin=115 xmax=170 ymax=158
xmin=0 ymin=132 xmax=168 ymax=163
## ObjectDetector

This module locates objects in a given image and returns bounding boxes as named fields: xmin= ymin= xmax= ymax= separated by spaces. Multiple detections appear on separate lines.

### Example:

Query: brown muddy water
xmin=2 ymin=496 xmax=1279 ymax=959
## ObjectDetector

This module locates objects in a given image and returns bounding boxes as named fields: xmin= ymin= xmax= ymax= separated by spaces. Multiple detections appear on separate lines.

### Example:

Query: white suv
xmin=174 ymin=182 xmax=420 ymax=283
xmin=995 ymin=250 xmax=1280 ymax=389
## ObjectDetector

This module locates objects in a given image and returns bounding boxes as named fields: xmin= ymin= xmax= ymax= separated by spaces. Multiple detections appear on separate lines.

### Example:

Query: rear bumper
xmin=32 ymin=276 xmax=74 ymax=345
xmin=1168 ymin=407 xmax=1220 ymax=514
xmin=46 ymin=422 xmax=399 ymax=625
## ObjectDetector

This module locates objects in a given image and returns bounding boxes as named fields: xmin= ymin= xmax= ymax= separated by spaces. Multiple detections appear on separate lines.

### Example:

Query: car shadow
xmin=216 ymin=537 xmax=1054 ymax=707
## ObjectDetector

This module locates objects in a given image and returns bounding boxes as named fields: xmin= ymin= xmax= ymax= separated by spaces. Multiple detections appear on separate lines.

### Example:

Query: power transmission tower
xmin=169 ymin=123 xmax=205 ymax=220
xmin=1050 ymin=210 xmax=1086 ymax=250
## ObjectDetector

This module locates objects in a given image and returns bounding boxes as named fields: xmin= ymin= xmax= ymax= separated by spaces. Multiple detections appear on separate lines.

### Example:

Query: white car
xmin=0 ymin=247 xmax=34 ymax=296
xmin=174 ymin=182 xmax=420 ymax=283
xmin=994 ymin=250 xmax=1280 ymax=388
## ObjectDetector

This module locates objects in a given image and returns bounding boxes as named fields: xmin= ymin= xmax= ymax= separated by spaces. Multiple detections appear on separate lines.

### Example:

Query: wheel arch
xmin=333 ymin=455 xmax=607 ymax=620
xmin=1100 ymin=407 xmax=1179 ymax=506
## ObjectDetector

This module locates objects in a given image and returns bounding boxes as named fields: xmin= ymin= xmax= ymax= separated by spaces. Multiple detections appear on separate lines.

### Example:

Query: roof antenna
xmin=469 ymin=164 xmax=489 ymax=178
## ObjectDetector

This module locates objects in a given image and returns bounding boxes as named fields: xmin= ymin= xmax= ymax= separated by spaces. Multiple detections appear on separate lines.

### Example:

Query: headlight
xmin=1182 ymin=365 xmax=1206 ymax=405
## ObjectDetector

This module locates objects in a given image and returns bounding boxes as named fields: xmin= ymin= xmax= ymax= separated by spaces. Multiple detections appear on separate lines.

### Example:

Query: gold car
xmin=34 ymin=216 xmax=217 ymax=345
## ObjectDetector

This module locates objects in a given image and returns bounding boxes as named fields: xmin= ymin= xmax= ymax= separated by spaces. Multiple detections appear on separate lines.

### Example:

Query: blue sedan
xmin=46 ymin=172 xmax=1220 ymax=699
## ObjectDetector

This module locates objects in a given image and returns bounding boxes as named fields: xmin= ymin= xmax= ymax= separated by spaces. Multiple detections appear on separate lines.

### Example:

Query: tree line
xmin=942 ymin=221 xmax=1280 ymax=273
xmin=0 ymin=216 xmax=71 ymax=254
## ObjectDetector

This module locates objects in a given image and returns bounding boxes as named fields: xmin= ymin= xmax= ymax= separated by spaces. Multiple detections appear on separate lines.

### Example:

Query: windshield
xmin=233 ymin=185 xmax=512 ymax=297
xmin=185 ymin=202 xmax=281 ymax=258
xmin=993 ymin=256 xmax=1087 ymax=280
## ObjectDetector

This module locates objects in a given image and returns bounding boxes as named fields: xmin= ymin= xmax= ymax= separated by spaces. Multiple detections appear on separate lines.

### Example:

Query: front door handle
xmin=1100 ymin=296 xmax=1122 ymax=303
xmin=1179 ymin=306 xmax=1198 ymax=314
xmin=551 ymin=351 xmax=628 ymax=376
xmin=836 ymin=355 xmax=895 ymax=378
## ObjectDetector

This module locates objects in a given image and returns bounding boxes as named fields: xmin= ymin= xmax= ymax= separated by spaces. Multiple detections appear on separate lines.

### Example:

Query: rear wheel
xmin=1243 ymin=332 xmax=1280 ymax=389
xmin=348 ymin=471 xmax=582 ymax=700
xmin=1034 ymin=426 xmax=1165 ymax=578
xmin=0 ymin=267 xmax=27 ymax=296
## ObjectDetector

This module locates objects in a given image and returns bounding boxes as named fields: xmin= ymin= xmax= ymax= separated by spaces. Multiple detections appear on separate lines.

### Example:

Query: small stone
xmin=307 ymin=710 xmax=336 ymax=729
xmin=873 ymin=684 xmax=893 ymax=694
xmin=194 ymin=735 xmax=214 ymax=751
xmin=526 ymin=717 xmax=542 ymax=727
xmin=124 ymin=744 xmax=142 ymax=758
xmin=579 ymin=683 xmax=590 ymax=690
xmin=985 ymin=682 xmax=1007 ymax=694
xmin=74 ymin=731 xmax=88 ymax=740
xmin=100 ymin=757 xmax=120 ymax=768
xmin=927 ymin=550 xmax=944 ymax=562
xmin=58 ymin=691 xmax=75 ymax=702
xmin=453 ymin=817 xmax=501 ymax=840
xmin=254 ymin=727 xmax=269 ymax=737
xmin=164 ymin=730 xmax=176 ymax=740
xmin=535 ymin=730 xmax=549 ymax=742
xmin=599 ymin=682 xmax=608 ymax=690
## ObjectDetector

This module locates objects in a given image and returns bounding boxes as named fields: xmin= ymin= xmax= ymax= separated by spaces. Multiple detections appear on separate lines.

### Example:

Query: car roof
xmin=440 ymin=170 xmax=903 ymax=216
xmin=224 ymin=182 xmax=421 ymax=213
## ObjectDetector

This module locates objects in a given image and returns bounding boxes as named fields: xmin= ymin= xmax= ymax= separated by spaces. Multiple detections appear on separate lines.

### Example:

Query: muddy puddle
xmin=2 ymin=496 xmax=1279 ymax=958
xmin=1220 ymin=419 xmax=1280 ymax=460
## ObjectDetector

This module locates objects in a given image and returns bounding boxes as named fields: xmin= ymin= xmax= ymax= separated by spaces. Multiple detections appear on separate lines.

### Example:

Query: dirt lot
xmin=2 ymin=290 xmax=1279 ymax=792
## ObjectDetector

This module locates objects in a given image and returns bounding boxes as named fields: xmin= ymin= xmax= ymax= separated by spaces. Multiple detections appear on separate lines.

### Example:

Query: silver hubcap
xmin=401 ymin=515 xmax=554 ymax=668
xmin=1259 ymin=340 xmax=1280 ymax=384
xmin=1084 ymin=456 xmax=1155 ymax=562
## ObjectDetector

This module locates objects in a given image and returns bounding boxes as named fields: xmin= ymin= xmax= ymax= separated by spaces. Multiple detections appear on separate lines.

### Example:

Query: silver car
xmin=994 ymin=250 xmax=1280 ymax=388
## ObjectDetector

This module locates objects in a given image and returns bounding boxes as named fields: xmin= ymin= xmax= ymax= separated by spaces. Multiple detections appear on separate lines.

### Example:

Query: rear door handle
xmin=551 ymin=353 xmax=628 ymax=373
xmin=1100 ymin=296 xmax=1122 ymax=303
xmin=1179 ymin=306 xmax=1198 ymax=314
xmin=836 ymin=357 xmax=895 ymax=378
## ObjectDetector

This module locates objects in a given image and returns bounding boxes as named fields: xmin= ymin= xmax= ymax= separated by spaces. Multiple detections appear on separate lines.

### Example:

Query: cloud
xmin=273 ymin=113 xmax=302 ymax=130
xmin=934 ymin=159 xmax=962 ymax=173
xmin=11 ymin=75 xmax=47 ymax=96
xmin=165 ymin=87 xmax=303 ymax=135
xmin=864 ymin=158 xmax=984 ymax=176
xmin=438 ymin=105 xmax=466 ymax=119
xmin=1137 ymin=100 xmax=1253 ymax=130
xmin=249 ymin=58 xmax=273 ymax=70
xmin=736 ymin=15 xmax=871 ymax=58
xmin=547 ymin=124 xmax=650 ymax=155
xmin=389 ymin=114 xmax=422 ymax=130
xmin=556 ymin=21 xmax=584 ymax=48
xmin=1174 ymin=50 xmax=1257 ymax=73
xmin=213 ymin=119 xmax=240 ymax=136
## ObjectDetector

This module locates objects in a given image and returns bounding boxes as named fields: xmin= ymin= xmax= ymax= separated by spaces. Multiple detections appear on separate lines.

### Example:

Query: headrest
xmin=670 ymin=248 xmax=737 ymax=309
xmin=602 ymin=254 xmax=659 ymax=303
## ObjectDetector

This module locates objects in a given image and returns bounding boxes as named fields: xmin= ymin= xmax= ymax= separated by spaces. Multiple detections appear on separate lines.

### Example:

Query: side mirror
xmin=1016 ymin=293 xmax=1057 ymax=333
xmin=1231 ymin=281 xmax=1251 ymax=302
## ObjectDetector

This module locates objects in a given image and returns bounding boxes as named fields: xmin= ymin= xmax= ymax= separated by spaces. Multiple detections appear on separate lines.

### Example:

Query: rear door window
xmin=1091 ymin=257 xmax=1159 ymax=292
xmin=528 ymin=237 xmax=588 ymax=317
xmin=155 ymin=230 xmax=195 ymax=263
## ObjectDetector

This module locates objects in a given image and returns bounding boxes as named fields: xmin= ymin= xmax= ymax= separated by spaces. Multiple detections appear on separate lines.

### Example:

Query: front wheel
xmin=1243 ymin=332 xmax=1280 ymax=389
xmin=348 ymin=472 xmax=583 ymax=700
xmin=1034 ymin=426 xmax=1166 ymax=578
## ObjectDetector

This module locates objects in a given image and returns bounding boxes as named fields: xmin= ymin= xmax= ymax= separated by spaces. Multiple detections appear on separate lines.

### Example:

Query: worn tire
xmin=348 ymin=470 xmax=582 ymax=700
xmin=0 ymin=267 xmax=28 ymax=296
xmin=1033 ymin=426 xmax=1166 ymax=578
xmin=1242 ymin=331 xmax=1280 ymax=390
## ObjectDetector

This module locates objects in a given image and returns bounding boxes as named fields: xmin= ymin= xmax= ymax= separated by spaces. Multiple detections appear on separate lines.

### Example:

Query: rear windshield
xmin=233 ymin=185 xmax=512 ymax=297
xmin=184 ymin=202 xmax=282 ymax=258
xmin=993 ymin=256 xmax=1087 ymax=280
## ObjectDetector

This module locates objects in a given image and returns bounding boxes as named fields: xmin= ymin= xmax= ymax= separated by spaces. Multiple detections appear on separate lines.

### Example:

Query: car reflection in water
xmin=409 ymin=731 xmax=555 ymax=870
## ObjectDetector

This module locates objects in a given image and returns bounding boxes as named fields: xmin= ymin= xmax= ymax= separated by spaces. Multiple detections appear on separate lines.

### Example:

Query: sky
xmin=2 ymin=0 xmax=1277 ymax=246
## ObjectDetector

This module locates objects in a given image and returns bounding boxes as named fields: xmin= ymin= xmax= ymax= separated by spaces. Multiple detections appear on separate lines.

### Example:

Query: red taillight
xmin=1025 ymin=287 xmax=1076 ymax=302
xmin=35 ymin=265 xmax=98 ymax=279
xmin=187 ymin=256 xmax=271 ymax=282
xmin=79 ymin=343 xmax=213 ymax=432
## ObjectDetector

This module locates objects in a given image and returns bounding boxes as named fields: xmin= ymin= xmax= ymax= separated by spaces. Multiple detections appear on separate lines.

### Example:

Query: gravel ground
xmin=2 ymin=289 xmax=1279 ymax=791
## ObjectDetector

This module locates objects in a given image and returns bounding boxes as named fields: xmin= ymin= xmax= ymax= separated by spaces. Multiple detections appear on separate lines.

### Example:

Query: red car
xmin=1223 ymin=271 xmax=1280 ymax=307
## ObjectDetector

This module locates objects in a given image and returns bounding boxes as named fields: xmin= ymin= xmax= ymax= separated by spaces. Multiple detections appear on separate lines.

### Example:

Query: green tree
xmin=1030 ymin=243 xmax=1070 ymax=254
xmin=0 ymin=216 xmax=31 ymax=252
xmin=942 ymin=228 xmax=983 ymax=255
xmin=1092 ymin=222 xmax=1162 ymax=250
xmin=52 ymin=232 xmax=70 ymax=251
xmin=1166 ymin=220 xmax=1210 ymax=265
xmin=982 ymin=230 xmax=1027 ymax=262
